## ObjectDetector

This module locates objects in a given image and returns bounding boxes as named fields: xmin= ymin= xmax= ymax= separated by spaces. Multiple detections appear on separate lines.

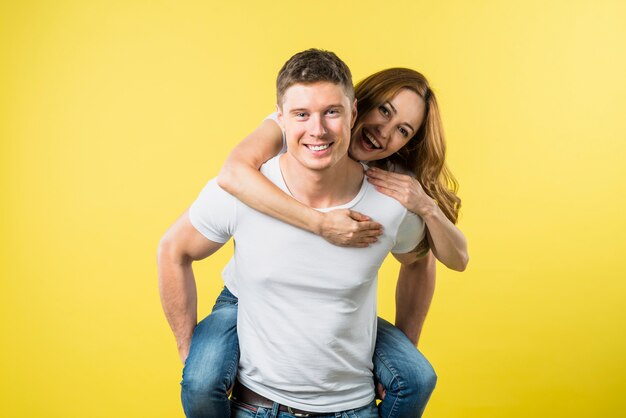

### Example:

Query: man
xmin=158 ymin=49 xmax=426 ymax=417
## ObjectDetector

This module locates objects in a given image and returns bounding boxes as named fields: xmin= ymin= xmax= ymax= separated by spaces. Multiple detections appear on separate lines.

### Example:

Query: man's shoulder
xmin=190 ymin=177 xmax=238 ymax=215
xmin=189 ymin=177 xmax=238 ymax=242
xmin=358 ymin=179 xmax=423 ymax=235
xmin=360 ymin=179 xmax=408 ymax=215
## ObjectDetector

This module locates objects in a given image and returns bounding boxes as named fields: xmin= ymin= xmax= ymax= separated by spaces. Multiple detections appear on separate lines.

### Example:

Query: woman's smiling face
xmin=349 ymin=88 xmax=426 ymax=162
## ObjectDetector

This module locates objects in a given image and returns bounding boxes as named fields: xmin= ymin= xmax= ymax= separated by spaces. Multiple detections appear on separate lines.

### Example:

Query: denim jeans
xmin=181 ymin=287 xmax=240 ymax=417
xmin=181 ymin=287 xmax=436 ymax=418
xmin=374 ymin=318 xmax=437 ymax=418
xmin=231 ymin=399 xmax=379 ymax=418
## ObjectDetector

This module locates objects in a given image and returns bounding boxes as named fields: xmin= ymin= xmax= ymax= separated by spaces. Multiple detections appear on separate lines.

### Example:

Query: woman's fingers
xmin=367 ymin=176 xmax=414 ymax=201
xmin=321 ymin=209 xmax=383 ymax=247
xmin=371 ymin=183 xmax=404 ymax=202
xmin=369 ymin=176 xmax=425 ymax=213
xmin=366 ymin=168 xmax=415 ymax=192
xmin=347 ymin=210 xmax=371 ymax=222
xmin=349 ymin=210 xmax=383 ymax=230
xmin=366 ymin=167 xmax=411 ymax=181
xmin=366 ymin=168 xmax=435 ymax=216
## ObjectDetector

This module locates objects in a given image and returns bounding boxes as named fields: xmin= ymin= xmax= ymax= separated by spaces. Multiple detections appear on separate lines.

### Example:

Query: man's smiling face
xmin=278 ymin=81 xmax=356 ymax=172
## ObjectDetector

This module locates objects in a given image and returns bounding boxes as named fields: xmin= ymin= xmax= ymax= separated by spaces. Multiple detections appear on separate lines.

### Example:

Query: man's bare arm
xmin=157 ymin=210 xmax=225 ymax=363
xmin=217 ymin=119 xmax=382 ymax=247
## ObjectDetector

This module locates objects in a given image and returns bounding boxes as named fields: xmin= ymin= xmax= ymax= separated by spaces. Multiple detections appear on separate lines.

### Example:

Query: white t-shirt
xmin=189 ymin=156 xmax=424 ymax=412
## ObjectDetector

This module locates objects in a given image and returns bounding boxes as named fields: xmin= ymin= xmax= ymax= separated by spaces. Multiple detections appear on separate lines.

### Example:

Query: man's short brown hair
xmin=276 ymin=49 xmax=354 ymax=107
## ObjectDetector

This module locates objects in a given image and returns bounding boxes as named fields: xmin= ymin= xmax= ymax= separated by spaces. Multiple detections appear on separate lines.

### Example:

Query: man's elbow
xmin=157 ymin=234 xmax=171 ymax=265
xmin=157 ymin=235 xmax=172 ymax=278
xmin=157 ymin=233 xmax=187 ymax=271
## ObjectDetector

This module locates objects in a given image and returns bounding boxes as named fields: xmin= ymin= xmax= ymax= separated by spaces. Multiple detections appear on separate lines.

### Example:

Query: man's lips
xmin=303 ymin=142 xmax=335 ymax=156
xmin=306 ymin=143 xmax=332 ymax=152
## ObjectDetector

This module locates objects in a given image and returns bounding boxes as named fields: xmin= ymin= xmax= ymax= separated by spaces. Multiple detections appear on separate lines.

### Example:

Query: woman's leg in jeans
xmin=181 ymin=287 xmax=239 ymax=418
xmin=374 ymin=317 xmax=437 ymax=418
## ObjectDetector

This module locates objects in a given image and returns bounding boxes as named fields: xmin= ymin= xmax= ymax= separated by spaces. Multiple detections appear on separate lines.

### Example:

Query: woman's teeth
xmin=364 ymin=131 xmax=381 ymax=149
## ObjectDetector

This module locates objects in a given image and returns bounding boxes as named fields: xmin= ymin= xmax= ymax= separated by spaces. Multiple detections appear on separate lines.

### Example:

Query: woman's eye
xmin=399 ymin=127 xmax=408 ymax=137
xmin=378 ymin=105 xmax=390 ymax=116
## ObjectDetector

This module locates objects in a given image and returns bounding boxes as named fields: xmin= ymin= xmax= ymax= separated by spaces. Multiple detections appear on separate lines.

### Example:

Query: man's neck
xmin=278 ymin=154 xmax=364 ymax=209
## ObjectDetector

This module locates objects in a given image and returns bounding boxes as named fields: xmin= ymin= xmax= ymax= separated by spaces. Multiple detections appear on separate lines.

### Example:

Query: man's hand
xmin=319 ymin=209 xmax=383 ymax=247
xmin=158 ymin=210 xmax=225 ymax=366
xmin=376 ymin=382 xmax=386 ymax=400
xmin=178 ymin=341 xmax=191 ymax=365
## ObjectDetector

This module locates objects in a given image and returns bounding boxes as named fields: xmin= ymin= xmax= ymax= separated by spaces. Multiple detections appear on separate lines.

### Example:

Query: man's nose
xmin=308 ymin=115 xmax=327 ymax=137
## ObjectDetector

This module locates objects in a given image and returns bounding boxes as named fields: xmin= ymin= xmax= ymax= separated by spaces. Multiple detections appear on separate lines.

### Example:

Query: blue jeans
xmin=231 ymin=399 xmax=379 ymax=418
xmin=181 ymin=287 xmax=436 ymax=418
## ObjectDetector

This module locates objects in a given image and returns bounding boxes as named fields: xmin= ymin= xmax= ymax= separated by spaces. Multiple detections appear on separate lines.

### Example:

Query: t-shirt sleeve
xmin=391 ymin=210 xmax=426 ymax=254
xmin=265 ymin=112 xmax=279 ymax=124
xmin=265 ymin=112 xmax=287 ymax=154
xmin=188 ymin=178 xmax=236 ymax=243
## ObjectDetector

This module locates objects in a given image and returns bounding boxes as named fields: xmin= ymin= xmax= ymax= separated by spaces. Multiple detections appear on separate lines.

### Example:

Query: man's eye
xmin=296 ymin=113 xmax=307 ymax=118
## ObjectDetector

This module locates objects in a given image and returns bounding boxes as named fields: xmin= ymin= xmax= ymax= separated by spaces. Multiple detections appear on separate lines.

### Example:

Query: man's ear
xmin=276 ymin=103 xmax=286 ymax=130
xmin=350 ymin=98 xmax=358 ymax=129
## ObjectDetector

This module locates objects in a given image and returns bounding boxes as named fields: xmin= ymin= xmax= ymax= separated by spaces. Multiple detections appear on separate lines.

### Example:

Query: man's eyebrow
xmin=386 ymin=101 xmax=416 ymax=133
xmin=289 ymin=104 xmax=346 ymax=113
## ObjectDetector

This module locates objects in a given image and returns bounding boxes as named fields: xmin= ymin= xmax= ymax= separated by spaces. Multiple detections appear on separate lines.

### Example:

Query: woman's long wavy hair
xmin=354 ymin=68 xmax=461 ymax=224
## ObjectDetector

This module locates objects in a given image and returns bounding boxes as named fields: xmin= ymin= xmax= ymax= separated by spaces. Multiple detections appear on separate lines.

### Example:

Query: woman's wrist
xmin=310 ymin=208 xmax=326 ymax=236
xmin=415 ymin=199 xmax=439 ymax=220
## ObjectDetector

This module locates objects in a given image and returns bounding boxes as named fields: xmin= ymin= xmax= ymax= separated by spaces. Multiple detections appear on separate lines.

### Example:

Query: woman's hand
xmin=319 ymin=209 xmax=383 ymax=248
xmin=366 ymin=167 xmax=469 ymax=271
xmin=365 ymin=167 xmax=436 ymax=217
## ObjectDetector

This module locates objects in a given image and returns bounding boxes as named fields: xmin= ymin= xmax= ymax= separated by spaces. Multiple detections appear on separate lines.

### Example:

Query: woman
xmin=182 ymin=68 xmax=468 ymax=418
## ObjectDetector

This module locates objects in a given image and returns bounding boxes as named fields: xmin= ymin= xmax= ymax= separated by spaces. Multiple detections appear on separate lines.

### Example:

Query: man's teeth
xmin=364 ymin=131 xmax=381 ymax=149
xmin=309 ymin=144 xmax=330 ymax=151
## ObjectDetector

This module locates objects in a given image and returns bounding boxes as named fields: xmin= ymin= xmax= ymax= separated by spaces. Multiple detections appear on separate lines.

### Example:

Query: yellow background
xmin=2 ymin=0 xmax=625 ymax=417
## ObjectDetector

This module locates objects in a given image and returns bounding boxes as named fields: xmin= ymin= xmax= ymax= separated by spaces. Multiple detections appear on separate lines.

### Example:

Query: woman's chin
xmin=350 ymin=143 xmax=374 ymax=162
xmin=351 ymin=145 xmax=391 ymax=163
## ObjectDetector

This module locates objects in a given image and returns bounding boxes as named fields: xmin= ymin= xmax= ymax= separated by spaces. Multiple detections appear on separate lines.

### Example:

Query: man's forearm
xmin=395 ymin=252 xmax=436 ymax=346
xmin=157 ymin=247 xmax=198 ymax=362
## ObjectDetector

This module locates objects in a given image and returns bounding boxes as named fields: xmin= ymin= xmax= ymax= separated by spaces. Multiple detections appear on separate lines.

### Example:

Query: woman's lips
xmin=360 ymin=129 xmax=382 ymax=152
